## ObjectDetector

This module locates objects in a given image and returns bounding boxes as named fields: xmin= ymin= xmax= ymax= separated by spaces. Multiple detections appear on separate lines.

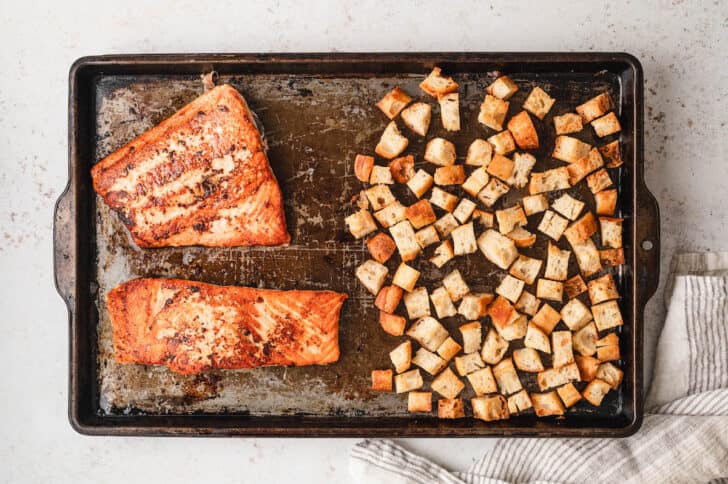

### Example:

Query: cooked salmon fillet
xmin=107 ymin=278 xmax=347 ymax=374
xmin=91 ymin=84 xmax=290 ymax=247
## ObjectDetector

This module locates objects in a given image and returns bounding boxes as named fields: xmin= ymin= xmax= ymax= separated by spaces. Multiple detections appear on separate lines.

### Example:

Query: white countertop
xmin=1 ymin=1 xmax=726 ymax=482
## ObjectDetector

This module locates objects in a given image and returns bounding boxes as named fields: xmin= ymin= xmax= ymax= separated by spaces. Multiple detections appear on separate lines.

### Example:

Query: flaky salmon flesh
xmin=107 ymin=278 xmax=348 ymax=374
xmin=91 ymin=84 xmax=290 ymax=248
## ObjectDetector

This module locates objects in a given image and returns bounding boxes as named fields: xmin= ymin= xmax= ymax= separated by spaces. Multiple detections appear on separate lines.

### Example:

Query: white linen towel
xmin=350 ymin=253 xmax=728 ymax=483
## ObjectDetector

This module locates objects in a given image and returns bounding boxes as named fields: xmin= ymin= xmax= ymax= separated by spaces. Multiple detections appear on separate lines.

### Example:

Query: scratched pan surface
xmin=55 ymin=54 xmax=660 ymax=436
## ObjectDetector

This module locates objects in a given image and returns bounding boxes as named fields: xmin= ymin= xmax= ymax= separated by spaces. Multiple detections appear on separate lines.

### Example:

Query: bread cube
xmin=369 ymin=165 xmax=394 ymax=185
xmin=389 ymin=340 xmax=412 ymax=373
xmin=420 ymin=67 xmax=458 ymax=97
xmin=392 ymin=262 xmax=420 ymax=292
xmin=375 ymin=121 xmax=409 ymax=159
xmin=487 ymin=154 xmax=515 ymax=181
xmin=524 ymin=321 xmax=551 ymax=353
xmin=493 ymin=358 xmax=522 ymax=395
xmin=537 ymin=279 xmax=563 ymax=302
xmin=459 ymin=321 xmax=482 ymax=354
xmin=467 ymin=367 xmax=497 ymax=396
xmin=404 ymin=199 xmax=436 ymax=229
xmin=388 ymin=155 xmax=416 ymax=183
xmin=587 ymin=168 xmax=613 ymax=193
xmin=372 ymin=369 xmax=393 ymax=391
xmin=596 ymin=362 xmax=624 ymax=390
xmin=592 ymin=300 xmax=623 ymax=331
xmin=600 ymin=248 xmax=625 ymax=267
xmin=407 ymin=316 xmax=449 ymax=352
xmin=458 ymin=293 xmax=493 ymax=320
xmin=508 ymin=255 xmax=542 ymax=285
xmin=407 ymin=391 xmax=432 ymax=412
xmin=564 ymin=274 xmax=588 ymax=299
xmin=596 ymin=333 xmax=620 ymax=362
xmin=488 ymin=296 xmax=518 ymax=332
xmin=478 ymin=95 xmax=510 ymax=131
xmin=571 ymin=239 xmax=603 ymax=277
xmin=431 ymin=367 xmax=465 ymax=399
xmin=477 ymin=229 xmax=519 ymax=270
xmin=531 ymin=391 xmax=565 ymax=417
xmin=462 ymin=167 xmax=490 ymax=197
xmin=508 ymin=153 xmax=536 ymax=188
xmin=563 ymin=212 xmax=598 ymax=245
xmin=374 ymin=201 xmax=406 ymax=228
xmin=487 ymin=130 xmax=516 ymax=155
xmin=375 ymin=285 xmax=403 ymax=313
xmin=466 ymin=139 xmax=493 ymax=166
xmin=481 ymin=328 xmax=509 ymax=365
xmin=582 ymin=379 xmax=611 ymax=406
xmin=439 ymin=92 xmax=460 ymax=131
xmin=412 ymin=347 xmax=447 ymax=375
xmin=430 ymin=240 xmax=454 ymax=268
xmin=455 ymin=352 xmax=486 ymax=376
xmin=495 ymin=313 xmax=527 ymax=341
xmin=552 ymin=135 xmax=592 ymax=163
xmin=573 ymin=322 xmax=597 ymax=356
xmin=430 ymin=286 xmax=457 ymax=319
xmin=507 ymin=389 xmax=534 ymax=414
xmin=436 ymin=337 xmax=462 ymax=361
xmin=356 ymin=259 xmax=388 ymax=295
xmin=496 ymin=274 xmax=526 ymax=304
xmin=424 ymin=138 xmax=456 ymax=166
xmin=406 ymin=169 xmax=434 ymax=199
xmin=367 ymin=232 xmax=396 ymax=264
xmin=473 ymin=209 xmax=495 ymax=228
xmin=552 ymin=330 xmax=575 ymax=368
xmin=529 ymin=167 xmax=571 ymax=194
xmin=451 ymin=222 xmax=478 ymax=256
xmin=442 ymin=269 xmax=470 ymax=301
xmin=576 ymin=92 xmax=613 ymax=123
xmin=567 ymin=148 xmax=604 ymax=185
xmin=507 ymin=110 xmax=539 ymax=150
xmin=595 ymin=189 xmax=617 ymax=216
xmin=557 ymin=383 xmax=582 ymax=407
xmin=552 ymin=193 xmax=585 ymax=221
xmin=354 ymin=154 xmax=374 ymax=182
xmin=523 ymin=86 xmax=555 ymax=119
xmin=561 ymin=298 xmax=592 ymax=331
xmin=394 ymin=368 xmax=424 ymax=393
xmin=486 ymin=75 xmax=519 ymax=100
xmin=365 ymin=184 xmax=396 ymax=211
xmin=430 ymin=187 xmax=459 ymax=212
xmin=588 ymin=274 xmax=619 ymax=304
xmin=434 ymin=165 xmax=465 ymax=185
xmin=591 ymin=112 xmax=621 ymax=137
xmin=438 ymin=398 xmax=465 ymax=419
xmin=537 ymin=362 xmax=580 ymax=390
xmin=513 ymin=347 xmax=545 ymax=373
xmin=477 ymin=178 xmax=510 ymax=207
xmin=345 ymin=209 xmax=377 ymax=239
xmin=553 ymin=113 xmax=583 ymax=135
xmin=531 ymin=303 xmax=561 ymax=334
xmin=599 ymin=140 xmax=623 ymax=168
xmin=496 ymin=204 xmax=527 ymax=235
xmin=600 ymin=217 xmax=623 ymax=248
xmin=453 ymin=198 xmax=477 ymax=224
xmin=400 ymin=102 xmax=432 ymax=136
xmin=380 ymin=311 xmax=407 ymax=336
xmin=415 ymin=225 xmax=440 ymax=248
xmin=515 ymin=291 xmax=540 ymax=316
xmin=389 ymin=220 xmax=421 ymax=261
xmin=538 ymin=210 xmax=569 ymax=241
xmin=433 ymin=213 xmax=459 ymax=238
xmin=377 ymin=87 xmax=412 ymax=119
xmin=522 ymin=194 xmax=549 ymax=216
xmin=506 ymin=227 xmax=537 ymax=248
xmin=575 ymin=354 xmax=600 ymax=381
xmin=472 ymin=395 xmax=510 ymax=421
xmin=544 ymin=242 xmax=571 ymax=281
xmin=403 ymin=287 xmax=430 ymax=319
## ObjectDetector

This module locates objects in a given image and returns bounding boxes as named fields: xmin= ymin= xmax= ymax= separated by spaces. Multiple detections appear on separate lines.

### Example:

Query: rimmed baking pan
xmin=54 ymin=53 xmax=659 ymax=437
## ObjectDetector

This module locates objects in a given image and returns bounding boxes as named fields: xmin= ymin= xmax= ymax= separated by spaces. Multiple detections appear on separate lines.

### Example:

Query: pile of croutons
xmin=345 ymin=67 xmax=625 ymax=421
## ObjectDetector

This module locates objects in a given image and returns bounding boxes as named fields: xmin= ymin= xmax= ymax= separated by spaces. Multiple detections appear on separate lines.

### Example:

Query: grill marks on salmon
xmin=91 ymin=84 xmax=290 ymax=247
xmin=107 ymin=278 xmax=347 ymax=374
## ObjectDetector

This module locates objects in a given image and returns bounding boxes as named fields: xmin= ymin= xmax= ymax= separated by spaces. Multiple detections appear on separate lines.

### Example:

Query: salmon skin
xmin=107 ymin=278 xmax=347 ymax=374
xmin=91 ymin=84 xmax=290 ymax=248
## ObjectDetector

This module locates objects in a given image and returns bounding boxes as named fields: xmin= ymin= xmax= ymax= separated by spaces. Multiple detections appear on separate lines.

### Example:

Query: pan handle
xmin=53 ymin=184 xmax=75 ymax=308
xmin=635 ymin=180 xmax=660 ymax=301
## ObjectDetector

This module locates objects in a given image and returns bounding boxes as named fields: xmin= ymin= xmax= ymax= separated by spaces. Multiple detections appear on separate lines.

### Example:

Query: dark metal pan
xmin=54 ymin=53 xmax=659 ymax=437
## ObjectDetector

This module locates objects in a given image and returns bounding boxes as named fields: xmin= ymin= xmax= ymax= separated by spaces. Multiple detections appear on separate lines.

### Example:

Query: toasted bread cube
xmin=477 ymin=229 xmax=519 ymax=270
xmin=407 ymin=391 xmax=432 ymax=412
xmin=452 ymin=223 xmax=477 ymax=257
xmin=431 ymin=367 xmax=465 ymax=399
xmin=567 ymin=148 xmax=604 ymax=185
xmin=415 ymin=225 xmax=440 ymax=248
xmin=588 ymin=274 xmax=619 ymax=304
xmin=507 ymin=389 xmax=534 ymax=414
xmin=516 ymin=291 xmax=540 ymax=316
xmin=430 ymin=240 xmax=455 ymax=268
xmin=459 ymin=321 xmax=482 ymax=354
xmin=596 ymin=362 xmax=624 ymax=390
xmin=407 ymin=316 xmax=450 ymax=352
xmin=544 ymin=242 xmax=571 ymax=281
xmin=374 ymin=201 xmax=406 ymax=228
xmin=593 ymin=300 xmax=623 ymax=331
xmin=472 ymin=395 xmax=510 ymax=421
xmin=437 ymin=337 xmax=462 ymax=361
xmin=467 ymin=367 xmax=497 ymax=396
xmin=573 ymin=322 xmax=598 ymax=356
xmin=591 ymin=112 xmax=621 ymax=137
xmin=455 ymin=352 xmax=486 ymax=376
xmin=597 ymin=342 xmax=621 ymax=361
xmin=600 ymin=217 xmax=623 ymax=249
xmin=439 ymin=92 xmax=460 ymax=131
xmin=369 ymin=165 xmax=395 ymax=185
xmin=507 ymin=153 xmax=537 ymax=188
xmin=531 ymin=391 xmax=565 ymax=417
xmin=434 ymin=165 xmax=466 ymax=186
xmin=587 ymin=169 xmax=613 ymax=194
xmin=553 ymin=113 xmax=584 ymax=135
xmin=390 ymin=340 xmax=412 ymax=373
xmin=552 ymin=194 xmax=585 ymax=221
xmin=466 ymin=139 xmax=493 ymax=166
xmin=356 ymin=259 xmax=388 ymax=295
xmin=582 ymin=379 xmax=611 ymax=406
xmin=462 ymin=167 xmax=490 ymax=197
xmin=507 ymin=111 xmax=539 ymax=150
xmin=531 ymin=303 xmax=561 ymax=334
xmin=487 ymin=154 xmax=515 ymax=182
xmin=493 ymin=358 xmax=522 ymax=395
xmin=496 ymin=204 xmax=527 ymax=235
xmin=377 ymin=87 xmax=412 ymax=119
xmin=354 ymin=154 xmax=375 ymax=182
xmin=575 ymin=354 xmax=601 ymax=381
xmin=392 ymin=262 xmax=420 ymax=292
xmin=379 ymin=311 xmax=407 ymax=336
xmin=477 ymin=178 xmax=510 ymax=207
xmin=420 ymin=67 xmax=458 ymax=97
xmin=523 ymin=86 xmax=555 ymax=119
xmin=557 ymin=383 xmax=582 ymax=407
xmin=597 ymin=332 xmax=619 ymax=347
xmin=481 ymin=328 xmax=509 ymax=365
xmin=513 ymin=347 xmax=545 ymax=372
xmin=412 ymin=347 xmax=447 ymax=375
xmin=403 ymin=287 xmax=431 ymax=319
xmin=478 ymin=94 xmax=510 ymax=131
xmin=367 ymin=232 xmax=397 ymax=263
xmin=487 ymin=75 xmax=519 ymax=100
xmin=375 ymin=121 xmax=409 ymax=159
xmin=496 ymin=275 xmax=525 ymax=304
xmin=473 ymin=209 xmax=495 ymax=228
xmin=487 ymin=130 xmax=516 ymax=155
xmin=599 ymin=140 xmax=623 ymax=168
xmin=430 ymin=286 xmax=457 ymax=319
xmin=442 ymin=269 xmax=470 ymax=301
xmin=576 ymin=92 xmax=613 ymax=123
xmin=561 ymin=298 xmax=593 ymax=331
xmin=453 ymin=199 xmax=477 ymax=224
xmin=538 ymin=211 xmax=569 ymax=241
xmin=524 ymin=322 xmax=551 ymax=353
xmin=388 ymin=155 xmax=416 ymax=183
xmin=487 ymin=295 xmax=516 ymax=330
xmin=365 ymin=184 xmax=396 ymax=211
xmin=395 ymin=368 xmax=424 ymax=393
xmin=438 ymin=398 xmax=466 ymax=419
xmin=496 ymin=314 xmax=528 ymax=341
xmin=522 ymin=194 xmax=549 ymax=216
xmin=372 ymin=369 xmax=393 ymax=391
xmin=571 ymin=239 xmax=603 ymax=277
xmin=458 ymin=293 xmax=493 ymax=320
xmin=506 ymin=227 xmax=536 ymax=248
xmin=537 ymin=279 xmax=563 ymax=302
xmin=595 ymin=189 xmax=618 ymax=216
xmin=406 ymin=169 xmax=434 ymax=198
xmin=430 ymin=187 xmax=459 ymax=212
xmin=425 ymin=138 xmax=456 ymax=166
xmin=400 ymin=102 xmax=432 ymax=136
xmin=564 ymin=274 xmax=588 ymax=299
xmin=600 ymin=248 xmax=625 ymax=267
xmin=389 ymin=220 xmax=421 ymax=261
xmin=434 ymin=213 xmax=459 ymax=238
xmin=375 ymin=285 xmax=403 ymax=313
xmin=529 ymin=167 xmax=571 ymax=194
xmin=552 ymin=331 xmax=575 ymax=368
xmin=346 ymin=209 xmax=377 ymax=239
xmin=404 ymin=199 xmax=437 ymax=229
xmin=537 ymin=362 xmax=580 ymax=390
xmin=563 ymin=212 xmax=598 ymax=245
xmin=508 ymin=255 xmax=542 ymax=285
xmin=553 ymin=135 xmax=592 ymax=163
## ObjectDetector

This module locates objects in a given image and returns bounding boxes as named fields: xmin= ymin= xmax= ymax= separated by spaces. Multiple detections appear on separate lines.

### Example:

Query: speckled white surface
xmin=0 ymin=1 xmax=726 ymax=482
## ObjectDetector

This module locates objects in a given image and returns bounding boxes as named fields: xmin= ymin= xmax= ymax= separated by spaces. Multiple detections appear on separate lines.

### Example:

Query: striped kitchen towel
xmin=350 ymin=253 xmax=728 ymax=484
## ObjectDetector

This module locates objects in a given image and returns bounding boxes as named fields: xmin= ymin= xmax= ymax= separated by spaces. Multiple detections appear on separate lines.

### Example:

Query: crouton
xmin=455 ymin=352 xmax=486 ymax=376
xmin=431 ymin=367 xmax=465 ymax=399
xmin=516 ymin=291 xmax=541 ymax=316
xmin=496 ymin=204 xmax=527 ymax=234
xmin=415 ymin=225 xmax=440 ymax=248
xmin=390 ymin=340 xmax=412 ymax=373
xmin=522 ymin=194 xmax=549 ymax=216
xmin=408 ymin=391 xmax=433 ymax=412
xmin=406 ymin=316 xmax=449 ymax=352
xmin=582 ymin=379 xmax=611 ymax=406
xmin=488 ymin=297 xmax=516 ymax=331
xmin=600 ymin=248 xmax=625 ymax=267
xmin=406 ymin=169 xmax=434 ymax=198
xmin=436 ymin=337 xmax=462 ymax=361
xmin=529 ymin=167 xmax=571 ymax=194
xmin=588 ymin=274 xmax=619 ymax=305
xmin=509 ymin=255 xmax=543 ymax=285
xmin=561 ymin=298 xmax=593 ymax=331
xmin=434 ymin=213 xmax=459 ymax=238
xmin=365 ymin=184 xmax=396 ymax=211
xmin=412 ymin=347 xmax=447 ymax=375
xmin=453 ymin=198 xmax=477 ymax=223
xmin=587 ymin=169 xmax=613 ymax=193
xmin=567 ymin=148 xmax=604 ymax=185
xmin=508 ymin=152 xmax=537 ymax=188
xmin=439 ymin=92 xmax=460 ymax=131
xmin=487 ymin=154 xmax=515 ymax=181
xmin=434 ymin=165 xmax=466 ymax=185
xmin=531 ymin=391 xmax=566 ymax=417
xmin=478 ymin=95 xmax=510 ymax=131
xmin=563 ymin=212 xmax=598 ymax=245
xmin=591 ymin=112 xmax=621 ymax=137
xmin=356 ymin=259 xmax=388 ymax=295
xmin=552 ymin=194 xmax=585 ymax=221
xmin=524 ymin=321 xmax=551 ymax=353
xmin=451 ymin=223 xmax=477 ymax=256
xmin=557 ymin=383 xmax=582 ymax=407
xmin=513 ymin=347 xmax=545 ymax=372
xmin=487 ymin=130 xmax=517 ymax=155
xmin=537 ymin=362 xmax=580 ymax=391
xmin=571 ymin=239 xmax=603 ymax=277
xmin=473 ymin=209 xmax=495 ymax=228
xmin=424 ymin=138 xmax=456 ymax=166
xmin=472 ymin=395 xmax=510 ymax=421
xmin=372 ymin=369 xmax=393 ymax=392
xmin=388 ymin=155 xmax=416 ymax=183
xmin=553 ymin=113 xmax=583 ymax=135
xmin=487 ymin=75 xmax=519 ymax=100
xmin=404 ymin=200 xmax=437 ymax=229
xmin=496 ymin=274 xmax=526 ymax=304
xmin=442 ymin=269 xmax=470 ymax=301
xmin=600 ymin=217 xmax=623 ymax=248
xmin=592 ymin=300 xmax=623 ymax=331
xmin=477 ymin=178 xmax=510 ymax=207
xmin=599 ymin=140 xmax=623 ymax=168
xmin=375 ymin=285 xmax=403 ymax=313
xmin=458 ymin=293 xmax=493 ymax=320
xmin=374 ymin=201 xmax=406 ymax=228
xmin=403 ymin=287 xmax=430 ymax=319
xmin=538 ymin=210 xmax=569 ymax=241
xmin=544 ymin=242 xmax=571 ymax=281
xmin=537 ymin=279 xmax=564 ymax=302
xmin=394 ymin=369 xmax=424 ymax=393
xmin=401 ymin=102 xmax=432 ymax=136
xmin=466 ymin=139 xmax=493 ymax=166
xmin=594 ymin=189 xmax=618 ymax=216
xmin=553 ymin=135 xmax=592 ymax=163
xmin=573 ymin=322 xmax=598 ymax=356
xmin=597 ymin=332 xmax=619 ymax=347
xmin=354 ymin=154 xmax=374 ymax=182
xmin=477 ymin=229 xmax=519 ymax=269
xmin=508 ymin=389 xmax=534 ymax=414
xmin=507 ymin=111 xmax=539 ymax=150
xmin=377 ymin=87 xmax=412 ymax=119
xmin=457 ymin=321 xmax=482 ymax=354
xmin=481 ymin=328 xmax=509 ymax=365
xmin=420 ymin=67 xmax=458 ymax=97
xmin=375 ymin=121 xmax=409 ymax=159
xmin=531 ymin=303 xmax=561 ymax=334
xmin=392 ymin=262 xmax=420 ymax=292
xmin=552 ymin=330 xmax=575 ymax=368
xmin=369 ymin=165 xmax=394 ymax=185
xmin=345 ymin=209 xmax=377 ymax=239
xmin=438 ymin=398 xmax=465 ymax=419
xmin=576 ymin=92 xmax=613 ymax=123
xmin=506 ymin=227 xmax=537 ymax=248
xmin=430 ymin=187 xmax=459 ymax=212
xmin=462 ymin=167 xmax=490 ymax=197
xmin=467 ymin=367 xmax=498 ymax=396
xmin=493 ymin=358 xmax=523 ymax=395
xmin=430 ymin=240 xmax=454 ymax=268
xmin=430 ymin=286 xmax=457 ymax=319
xmin=523 ymin=86 xmax=555 ymax=119
xmin=598 ymin=339 xmax=621 ymax=364
xmin=564 ymin=274 xmax=588 ymax=299
xmin=389 ymin=220 xmax=421 ymax=261
xmin=380 ymin=311 xmax=406 ymax=337
xmin=575 ymin=354 xmax=601 ymax=381
xmin=496 ymin=313 xmax=528 ymax=341
xmin=367 ymin=232 xmax=397 ymax=263
xmin=597 ymin=362 xmax=624 ymax=390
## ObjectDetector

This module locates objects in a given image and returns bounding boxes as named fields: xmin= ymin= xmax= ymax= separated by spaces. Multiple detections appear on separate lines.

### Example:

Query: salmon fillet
xmin=107 ymin=278 xmax=347 ymax=374
xmin=91 ymin=84 xmax=290 ymax=247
